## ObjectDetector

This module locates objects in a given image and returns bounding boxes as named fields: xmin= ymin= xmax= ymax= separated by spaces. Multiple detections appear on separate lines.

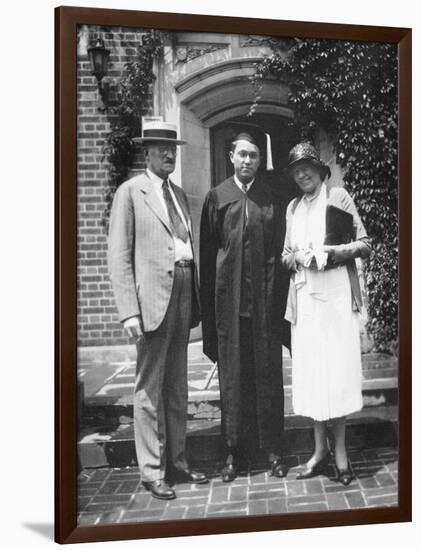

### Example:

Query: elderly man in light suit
xmin=108 ymin=121 xmax=208 ymax=500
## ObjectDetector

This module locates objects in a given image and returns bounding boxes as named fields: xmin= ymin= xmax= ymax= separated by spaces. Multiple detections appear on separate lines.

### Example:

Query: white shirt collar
xmin=233 ymin=174 xmax=255 ymax=192
xmin=146 ymin=168 xmax=169 ymax=187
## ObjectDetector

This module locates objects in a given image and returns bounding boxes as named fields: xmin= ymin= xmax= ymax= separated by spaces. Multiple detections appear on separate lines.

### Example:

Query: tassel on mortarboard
xmin=265 ymin=133 xmax=274 ymax=171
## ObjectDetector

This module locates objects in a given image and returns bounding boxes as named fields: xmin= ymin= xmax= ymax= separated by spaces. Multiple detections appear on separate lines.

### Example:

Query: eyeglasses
xmin=150 ymin=145 xmax=178 ymax=155
xmin=235 ymin=150 xmax=260 ymax=160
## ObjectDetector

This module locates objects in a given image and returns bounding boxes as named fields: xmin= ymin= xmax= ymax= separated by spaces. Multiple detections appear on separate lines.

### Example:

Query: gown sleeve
xmin=199 ymin=192 xmax=219 ymax=363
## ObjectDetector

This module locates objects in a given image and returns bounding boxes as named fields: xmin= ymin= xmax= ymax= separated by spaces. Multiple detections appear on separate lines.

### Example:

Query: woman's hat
xmin=286 ymin=142 xmax=331 ymax=180
xmin=133 ymin=120 xmax=187 ymax=145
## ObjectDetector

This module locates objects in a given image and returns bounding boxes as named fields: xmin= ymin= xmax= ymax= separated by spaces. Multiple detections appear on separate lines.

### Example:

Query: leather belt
xmin=175 ymin=259 xmax=194 ymax=268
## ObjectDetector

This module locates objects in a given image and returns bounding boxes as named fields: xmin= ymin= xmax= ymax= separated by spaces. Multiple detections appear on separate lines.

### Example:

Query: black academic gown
xmin=200 ymin=176 xmax=290 ymax=451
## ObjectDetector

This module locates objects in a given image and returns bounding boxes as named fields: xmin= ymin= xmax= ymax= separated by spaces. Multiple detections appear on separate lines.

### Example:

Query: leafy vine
xmin=102 ymin=30 xmax=164 ymax=229
xmin=250 ymin=39 xmax=398 ymax=353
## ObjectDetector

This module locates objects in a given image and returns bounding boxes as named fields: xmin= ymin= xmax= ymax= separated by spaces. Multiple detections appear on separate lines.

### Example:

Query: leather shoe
xmin=221 ymin=463 xmax=237 ymax=483
xmin=269 ymin=456 xmax=288 ymax=478
xmin=334 ymin=462 xmax=354 ymax=486
xmin=142 ymin=480 xmax=176 ymax=500
xmin=221 ymin=453 xmax=238 ymax=482
xmin=168 ymin=468 xmax=209 ymax=485
xmin=296 ymin=451 xmax=331 ymax=480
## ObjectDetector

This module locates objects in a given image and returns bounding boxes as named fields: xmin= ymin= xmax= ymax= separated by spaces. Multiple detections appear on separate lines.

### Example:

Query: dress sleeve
xmin=199 ymin=192 xmax=219 ymax=363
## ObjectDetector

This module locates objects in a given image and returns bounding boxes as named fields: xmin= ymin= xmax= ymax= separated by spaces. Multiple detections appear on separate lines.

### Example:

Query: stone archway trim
xmin=176 ymin=60 xmax=292 ymax=126
xmin=203 ymin=102 xmax=293 ymax=127
xmin=175 ymin=57 xmax=264 ymax=95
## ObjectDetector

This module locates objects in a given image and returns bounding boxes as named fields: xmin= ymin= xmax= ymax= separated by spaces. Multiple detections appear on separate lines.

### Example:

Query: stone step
xmin=78 ymin=344 xmax=398 ymax=469
xmin=78 ymin=405 xmax=398 ymax=469
xmin=81 ymin=384 xmax=397 ymax=428
xmin=78 ymin=344 xmax=397 ymax=411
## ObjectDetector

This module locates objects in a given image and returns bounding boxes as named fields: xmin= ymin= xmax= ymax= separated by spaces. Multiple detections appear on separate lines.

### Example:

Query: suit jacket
xmin=108 ymin=171 xmax=200 ymax=331
xmin=282 ymin=185 xmax=371 ymax=324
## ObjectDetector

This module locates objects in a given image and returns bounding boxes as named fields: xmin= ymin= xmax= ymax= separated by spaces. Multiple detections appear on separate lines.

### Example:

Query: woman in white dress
xmin=282 ymin=143 xmax=371 ymax=485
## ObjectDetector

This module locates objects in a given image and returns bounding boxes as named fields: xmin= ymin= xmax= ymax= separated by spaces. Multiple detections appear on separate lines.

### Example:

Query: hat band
xmin=288 ymin=153 xmax=319 ymax=166
xmin=143 ymin=129 xmax=178 ymax=140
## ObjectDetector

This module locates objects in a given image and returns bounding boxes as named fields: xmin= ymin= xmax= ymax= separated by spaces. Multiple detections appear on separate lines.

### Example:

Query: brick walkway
xmin=78 ymin=446 xmax=397 ymax=525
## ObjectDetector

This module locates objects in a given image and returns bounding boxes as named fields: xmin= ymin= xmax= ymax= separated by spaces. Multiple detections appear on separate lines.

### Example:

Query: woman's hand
xmin=295 ymin=248 xmax=324 ymax=270
xmin=294 ymin=249 xmax=307 ymax=266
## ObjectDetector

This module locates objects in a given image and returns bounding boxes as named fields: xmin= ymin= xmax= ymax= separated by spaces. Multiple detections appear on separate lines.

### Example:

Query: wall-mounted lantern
xmin=87 ymin=38 xmax=111 ymax=111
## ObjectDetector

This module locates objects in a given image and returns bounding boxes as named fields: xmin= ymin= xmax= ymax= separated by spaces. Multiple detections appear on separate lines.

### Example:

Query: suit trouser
xmin=134 ymin=265 xmax=192 ymax=482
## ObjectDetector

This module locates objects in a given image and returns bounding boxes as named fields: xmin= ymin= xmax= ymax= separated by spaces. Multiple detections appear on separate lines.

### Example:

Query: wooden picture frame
xmin=55 ymin=5 xmax=411 ymax=544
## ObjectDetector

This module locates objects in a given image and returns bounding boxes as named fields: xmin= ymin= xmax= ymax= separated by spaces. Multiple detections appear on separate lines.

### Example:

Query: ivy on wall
xmin=102 ymin=30 xmax=164 ymax=229
xmin=251 ymin=39 xmax=398 ymax=354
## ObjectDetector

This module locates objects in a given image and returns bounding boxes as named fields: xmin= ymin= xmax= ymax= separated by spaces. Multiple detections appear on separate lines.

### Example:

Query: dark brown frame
xmin=55 ymin=5 xmax=412 ymax=544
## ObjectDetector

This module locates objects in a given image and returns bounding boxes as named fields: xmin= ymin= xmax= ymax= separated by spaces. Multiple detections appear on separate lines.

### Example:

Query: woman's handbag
xmin=324 ymin=205 xmax=355 ymax=268
xmin=324 ymin=204 xmax=354 ymax=246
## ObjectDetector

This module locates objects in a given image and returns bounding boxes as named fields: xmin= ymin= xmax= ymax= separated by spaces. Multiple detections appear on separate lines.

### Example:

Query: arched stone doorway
xmin=177 ymin=60 xmax=296 ymax=247
xmin=174 ymin=61 xmax=298 ymax=340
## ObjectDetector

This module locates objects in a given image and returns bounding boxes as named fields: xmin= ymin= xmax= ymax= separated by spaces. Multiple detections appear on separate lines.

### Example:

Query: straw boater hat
xmin=286 ymin=142 xmax=331 ymax=180
xmin=133 ymin=120 xmax=187 ymax=145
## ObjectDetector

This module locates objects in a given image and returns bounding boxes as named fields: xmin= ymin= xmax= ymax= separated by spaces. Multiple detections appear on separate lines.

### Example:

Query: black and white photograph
xmin=2 ymin=0 xmax=419 ymax=547
xmin=74 ymin=18 xmax=403 ymax=529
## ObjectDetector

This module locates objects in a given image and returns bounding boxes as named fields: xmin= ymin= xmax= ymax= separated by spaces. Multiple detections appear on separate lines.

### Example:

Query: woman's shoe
xmin=334 ymin=462 xmax=354 ymax=486
xmin=296 ymin=451 xmax=331 ymax=480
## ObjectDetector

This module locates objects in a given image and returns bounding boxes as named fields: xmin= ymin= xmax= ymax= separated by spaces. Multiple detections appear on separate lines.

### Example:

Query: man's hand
xmin=123 ymin=315 xmax=143 ymax=340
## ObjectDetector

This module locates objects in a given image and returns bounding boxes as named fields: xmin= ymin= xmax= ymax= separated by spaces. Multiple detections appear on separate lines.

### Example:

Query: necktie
xmin=162 ymin=179 xmax=189 ymax=243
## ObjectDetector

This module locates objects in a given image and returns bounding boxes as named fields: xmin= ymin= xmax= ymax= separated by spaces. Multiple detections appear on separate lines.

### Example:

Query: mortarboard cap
xmin=230 ymin=124 xmax=274 ymax=171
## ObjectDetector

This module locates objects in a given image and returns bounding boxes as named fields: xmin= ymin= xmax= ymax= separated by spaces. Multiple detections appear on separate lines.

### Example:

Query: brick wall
xmin=77 ymin=25 xmax=152 ymax=346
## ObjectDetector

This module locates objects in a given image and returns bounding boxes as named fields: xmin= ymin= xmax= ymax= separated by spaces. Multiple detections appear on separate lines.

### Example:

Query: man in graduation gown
xmin=200 ymin=131 xmax=290 ymax=482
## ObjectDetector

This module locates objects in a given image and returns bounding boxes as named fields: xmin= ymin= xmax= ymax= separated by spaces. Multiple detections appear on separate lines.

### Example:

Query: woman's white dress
xmin=290 ymin=185 xmax=363 ymax=421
